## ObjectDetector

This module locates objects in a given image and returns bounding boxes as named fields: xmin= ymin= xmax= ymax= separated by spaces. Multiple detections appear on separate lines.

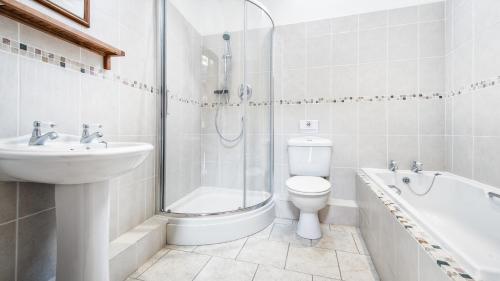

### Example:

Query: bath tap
xmin=411 ymin=161 xmax=423 ymax=173
xmin=388 ymin=160 xmax=398 ymax=172
xmin=29 ymin=121 xmax=59 ymax=145
xmin=80 ymin=123 xmax=104 ymax=144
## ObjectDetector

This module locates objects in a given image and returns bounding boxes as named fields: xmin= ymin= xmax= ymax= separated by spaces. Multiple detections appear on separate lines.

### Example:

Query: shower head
xmin=222 ymin=32 xmax=230 ymax=41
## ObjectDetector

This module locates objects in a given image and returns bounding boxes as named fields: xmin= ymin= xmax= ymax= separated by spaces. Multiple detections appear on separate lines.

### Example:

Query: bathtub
xmin=361 ymin=168 xmax=500 ymax=281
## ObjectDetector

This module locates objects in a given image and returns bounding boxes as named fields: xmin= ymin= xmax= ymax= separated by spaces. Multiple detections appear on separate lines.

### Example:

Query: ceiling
xmin=169 ymin=0 xmax=444 ymax=35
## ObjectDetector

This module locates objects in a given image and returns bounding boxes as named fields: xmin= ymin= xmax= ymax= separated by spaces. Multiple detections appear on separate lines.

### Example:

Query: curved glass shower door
xmin=243 ymin=1 xmax=274 ymax=208
xmin=162 ymin=0 xmax=273 ymax=216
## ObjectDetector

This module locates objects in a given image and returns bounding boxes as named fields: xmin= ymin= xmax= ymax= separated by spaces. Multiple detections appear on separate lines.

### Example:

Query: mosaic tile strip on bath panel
xmin=357 ymin=171 xmax=475 ymax=281
xmin=0 ymin=37 xmax=158 ymax=95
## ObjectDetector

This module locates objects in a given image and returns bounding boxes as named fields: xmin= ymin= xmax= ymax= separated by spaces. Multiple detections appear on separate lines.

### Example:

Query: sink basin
xmin=0 ymin=134 xmax=153 ymax=281
xmin=0 ymin=134 xmax=153 ymax=184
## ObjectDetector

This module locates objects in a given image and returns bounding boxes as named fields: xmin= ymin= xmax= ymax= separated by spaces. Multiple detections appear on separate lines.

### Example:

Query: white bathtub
xmin=362 ymin=168 xmax=500 ymax=281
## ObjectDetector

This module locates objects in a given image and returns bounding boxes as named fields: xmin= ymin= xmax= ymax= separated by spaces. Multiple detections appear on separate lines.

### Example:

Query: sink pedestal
xmin=55 ymin=181 xmax=110 ymax=281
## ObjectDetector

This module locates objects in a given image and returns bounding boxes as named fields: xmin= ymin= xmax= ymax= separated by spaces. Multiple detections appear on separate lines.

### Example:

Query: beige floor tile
xmin=237 ymin=237 xmax=289 ymax=268
xmin=251 ymin=223 xmax=274 ymax=239
xmin=253 ymin=265 xmax=312 ymax=281
xmin=194 ymin=257 xmax=257 ymax=281
xmin=311 ymin=230 xmax=358 ymax=253
xmin=193 ymin=238 xmax=247 ymax=259
xmin=337 ymin=251 xmax=379 ymax=281
xmin=129 ymin=248 xmax=170 ymax=278
xmin=139 ymin=250 xmax=210 ymax=281
xmin=285 ymin=246 xmax=341 ymax=279
xmin=270 ymin=223 xmax=311 ymax=246
xmin=165 ymin=243 xmax=196 ymax=252
xmin=330 ymin=224 xmax=359 ymax=234
xmin=313 ymin=275 xmax=340 ymax=281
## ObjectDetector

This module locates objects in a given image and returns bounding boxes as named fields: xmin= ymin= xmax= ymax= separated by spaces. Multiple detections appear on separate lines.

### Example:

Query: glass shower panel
xmin=244 ymin=1 xmax=273 ymax=207
xmin=164 ymin=0 xmax=246 ymax=214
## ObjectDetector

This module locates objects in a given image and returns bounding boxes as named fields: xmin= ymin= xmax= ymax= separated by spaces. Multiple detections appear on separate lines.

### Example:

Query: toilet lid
xmin=286 ymin=176 xmax=331 ymax=194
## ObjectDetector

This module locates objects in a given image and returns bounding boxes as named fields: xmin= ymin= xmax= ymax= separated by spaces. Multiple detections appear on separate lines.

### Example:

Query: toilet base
xmin=296 ymin=211 xmax=322 ymax=239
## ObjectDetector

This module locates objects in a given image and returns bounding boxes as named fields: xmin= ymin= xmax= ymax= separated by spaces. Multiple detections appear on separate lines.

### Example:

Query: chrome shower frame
xmin=157 ymin=0 xmax=275 ymax=217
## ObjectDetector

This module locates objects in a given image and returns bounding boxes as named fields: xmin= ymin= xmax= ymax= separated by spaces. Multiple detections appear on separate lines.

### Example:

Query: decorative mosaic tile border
xmin=450 ymin=75 xmax=500 ymax=97
xmin=197 ymin=93 xmax=444 ymax=108
xmin=357 ymin=171 xmax=475 ymax=281
xmin=0 ymin=36 xmax=158 ymax=94
xmin=3 ymin=36 xmax=499 ymax=109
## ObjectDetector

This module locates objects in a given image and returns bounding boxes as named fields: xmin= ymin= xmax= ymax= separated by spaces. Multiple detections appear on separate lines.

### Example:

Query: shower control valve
xmin=239 ymin=84 xmax=252 ymax=100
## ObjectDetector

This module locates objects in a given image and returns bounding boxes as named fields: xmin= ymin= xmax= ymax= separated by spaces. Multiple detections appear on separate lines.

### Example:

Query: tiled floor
xmin=126 ymin=219 xmax=379 ymax=281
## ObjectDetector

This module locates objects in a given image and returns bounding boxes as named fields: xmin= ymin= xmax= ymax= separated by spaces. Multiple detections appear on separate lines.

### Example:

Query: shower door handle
xmin=239 ymin=84 xmax=252 ymax=100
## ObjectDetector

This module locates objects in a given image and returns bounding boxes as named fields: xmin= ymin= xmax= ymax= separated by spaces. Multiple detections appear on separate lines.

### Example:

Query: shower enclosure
xmin=158 ymin=0 xmax=275 ymax=245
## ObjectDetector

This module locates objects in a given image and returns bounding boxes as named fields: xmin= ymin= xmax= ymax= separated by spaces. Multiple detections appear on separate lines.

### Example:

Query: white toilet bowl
xmin=286 ymin=176 xmax=331 ymax=239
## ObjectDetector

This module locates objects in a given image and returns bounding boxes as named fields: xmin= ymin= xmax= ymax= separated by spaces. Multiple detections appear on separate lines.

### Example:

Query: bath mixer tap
xmin=29 ymin=121 xmax=58 ymax=146
xmin=388 ymin=160 xmax=398 ymax=172
xmin=80 ymin=123 xmax=104 ymax=144
xmin=411 ymin=161 xmax=423 ymax=173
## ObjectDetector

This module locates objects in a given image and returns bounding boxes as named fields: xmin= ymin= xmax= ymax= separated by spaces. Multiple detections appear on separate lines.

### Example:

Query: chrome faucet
xmin=80 ymin=124 xmax=103 ymax=144
xmin=29 ymin=121 xmax=58 ymax=146
xmin=388 ymin=160 xmax=398 ymax=172
xmin=411 ymin=161 xmax=423 ymax=173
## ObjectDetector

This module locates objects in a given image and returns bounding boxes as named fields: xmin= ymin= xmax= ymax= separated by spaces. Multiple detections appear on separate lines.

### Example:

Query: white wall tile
xmin=358 ymin=62 xmax=387 ymax=97
xmin=359 ymin=11 xmax=388 ymax=30
xmin=306 ymin=19 xmax=332 ymax=37
xmin=388 ymin=136 xmax=419 ymax=170
xmin=358 ymin=135 xmax=387 ymax=168
xmin=0 ymin=51 xmax=18 ymax=138
xmin=358 ymin=102 xmax=387 ymax=135
xmin=307 ymin=35 xmax=332 ymax=67
xmin=387 ymin=100 xmax=418 ymax=135
xmin=419 ymin=21 xmax=445 ymax=58
xmin=18 ymin=57 xmax=80 ymax=135
xmin=359 ymin=28 xmax=387 ymax=63
xmin=332 ymin=32 xmax=358 ymax=65
xmin=388 ymin=24 xmax=418 ymax=60
xmin=332 ymin=16 xmax=358 ymax=34
xmin=389 ymin=6 xmax=418 ymax=25
xmin=388 ymin=60 xmax=418 ymax=95
xmin=419 ymin=2 xmax=445 ymax=22
xmin=419 ymin=57 xmax=445 ymax=94
xmin=332 ymin=65 xmax=357 ymax=97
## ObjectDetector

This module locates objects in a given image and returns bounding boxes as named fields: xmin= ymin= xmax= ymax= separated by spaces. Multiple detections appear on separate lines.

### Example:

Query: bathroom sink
xmin=0 ymin=134 xmax=153 ymax=184
xmin=0 ymin=134 xmax=153 ymax=281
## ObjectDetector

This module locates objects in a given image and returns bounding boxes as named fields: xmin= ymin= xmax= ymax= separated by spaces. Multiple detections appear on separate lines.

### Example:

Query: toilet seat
xmin=286 ymin=176 xmax=331 ymax=195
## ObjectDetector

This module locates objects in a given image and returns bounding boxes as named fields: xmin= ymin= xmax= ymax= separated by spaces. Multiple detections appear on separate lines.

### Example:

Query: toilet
xmin=286 ymin=136 xmax=332 ymax=239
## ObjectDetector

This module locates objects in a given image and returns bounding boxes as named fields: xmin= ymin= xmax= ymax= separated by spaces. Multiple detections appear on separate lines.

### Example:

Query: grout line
xmin=385 ymin=12 xmax=390 ymax=167
xmin=191 ymin=256 xmax=212 ymax=281
xmin=334 ymin=250 xmax=343 ymax=281
xmin=235 ymin=237 xmax=249 ymax=260
xmin=351 ymin=232 xmax=361 ymax=254
xmin=416 ymin=4 xmax=422 ymax=163
xmin=251 ymin=264 xmax=259 ymax=281
xmin=14 ymin=182 xmax=19 ymax=281
xmin=17 ymin=207 xmax=55 ymax=221
xmin=283 ymin=242 xmax=291 ymax=270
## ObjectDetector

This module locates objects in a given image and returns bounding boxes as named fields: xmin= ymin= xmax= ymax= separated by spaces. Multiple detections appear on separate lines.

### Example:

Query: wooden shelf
xmin=0 ymin=0 xmax=124 ymax=70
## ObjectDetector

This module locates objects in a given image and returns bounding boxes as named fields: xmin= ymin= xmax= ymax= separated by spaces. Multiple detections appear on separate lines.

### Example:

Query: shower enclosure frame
xmin=156 ymin=0 xmax=275 ymax=218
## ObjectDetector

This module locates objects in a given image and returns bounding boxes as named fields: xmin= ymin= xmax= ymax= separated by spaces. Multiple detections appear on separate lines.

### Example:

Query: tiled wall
xmin=444 ymin=0 xmax=500 ymax=190
xmin=273 ymin=2 xmax=446 ymax=216
xmin=0 ymin=0 xmax=157 ymax=280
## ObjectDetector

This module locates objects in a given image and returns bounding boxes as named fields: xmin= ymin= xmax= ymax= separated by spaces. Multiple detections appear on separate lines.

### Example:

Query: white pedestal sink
xmin=0 ymin=134 xmax=153 ymax=281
